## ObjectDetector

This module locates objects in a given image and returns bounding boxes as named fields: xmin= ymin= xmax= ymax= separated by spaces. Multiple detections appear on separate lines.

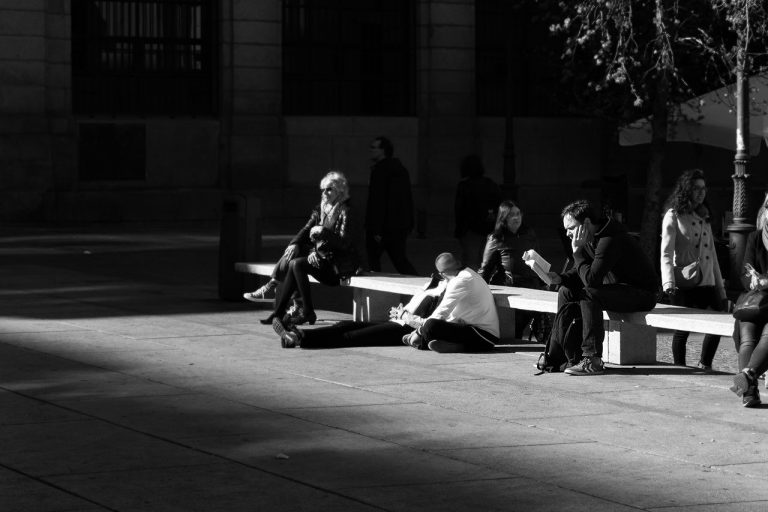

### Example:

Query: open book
xmin=522 ymin=249 xmax=552 ymax=285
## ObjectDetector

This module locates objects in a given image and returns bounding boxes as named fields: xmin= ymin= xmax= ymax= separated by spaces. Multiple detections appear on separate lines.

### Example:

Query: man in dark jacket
xmin=365 ymin=136 xmax=418 ymax=275
xmin=547 ymin=199 xmax=658 ymax=375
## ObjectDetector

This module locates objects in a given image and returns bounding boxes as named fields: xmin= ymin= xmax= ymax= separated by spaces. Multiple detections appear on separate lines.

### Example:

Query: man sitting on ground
xmin=547 ymin=199 xmax=658 ymax=375
xmin=403 ymin=252 xmax=500 ymax=353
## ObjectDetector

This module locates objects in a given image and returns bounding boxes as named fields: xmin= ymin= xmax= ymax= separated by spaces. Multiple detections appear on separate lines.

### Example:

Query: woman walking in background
xmin=660 ymin=169 xmax=726 ymax=370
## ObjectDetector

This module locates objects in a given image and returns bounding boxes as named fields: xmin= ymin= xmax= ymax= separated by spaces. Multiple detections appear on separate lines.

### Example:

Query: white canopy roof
xmin=619 ymin=73 xmax=768 ymax=156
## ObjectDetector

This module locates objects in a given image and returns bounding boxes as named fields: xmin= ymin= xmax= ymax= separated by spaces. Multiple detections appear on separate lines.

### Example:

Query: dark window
xmin=72 ymin=0 xmax=217 ymax=116
xmin=283 ymin=0 xmax=415 ymax=116
xmin=476 ymin=1 xmax=565 ymax=117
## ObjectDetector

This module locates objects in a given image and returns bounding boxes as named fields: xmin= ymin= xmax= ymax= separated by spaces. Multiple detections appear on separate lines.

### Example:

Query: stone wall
xmin=0 ymin=0 xmax=57 ymax=219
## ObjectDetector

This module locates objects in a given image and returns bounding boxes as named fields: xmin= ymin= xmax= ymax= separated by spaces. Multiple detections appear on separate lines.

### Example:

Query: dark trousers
xmin=273 ymin=257 xmax=338 ymax=317
xmin=366 ymin=232 xmax=418 ymax=275
xmin=670 ymin=286 xmax=721 ymax=366
xmin=558 ymin=283 xmax=657 ymax=358
xmin=270 ymin=244 xmax=309 ymax=282
xmin=301 ymin=321 xmax=412 ymax=349
xmin=738 ymin=320 xmax=768 ymax=375
xmin=418 ymin=318 xmax=498 ymax=352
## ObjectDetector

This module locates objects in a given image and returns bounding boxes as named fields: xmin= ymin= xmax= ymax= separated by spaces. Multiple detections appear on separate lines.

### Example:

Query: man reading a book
xmin=546 ymin=200 xmax=658 ymax=375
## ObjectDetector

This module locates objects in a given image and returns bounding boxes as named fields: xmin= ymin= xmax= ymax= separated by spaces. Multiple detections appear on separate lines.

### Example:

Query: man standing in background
xmin=365 ymin=136 xmax=419 ymax=275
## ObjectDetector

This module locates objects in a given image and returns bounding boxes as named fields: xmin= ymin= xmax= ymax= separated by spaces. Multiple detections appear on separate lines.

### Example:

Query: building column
xmin=417 ymin=0 xmax=477 ymax=236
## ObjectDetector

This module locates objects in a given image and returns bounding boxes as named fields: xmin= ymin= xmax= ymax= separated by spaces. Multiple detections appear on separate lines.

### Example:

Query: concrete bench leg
xmin=493 ymin=296 xmax=516 ymax=342
xmin=604 ymin=319 xmax=657 ymax=365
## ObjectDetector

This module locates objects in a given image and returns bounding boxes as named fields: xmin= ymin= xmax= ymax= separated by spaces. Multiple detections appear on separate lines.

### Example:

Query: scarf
xmin=320 ymin=200 xmax=341 ymax=230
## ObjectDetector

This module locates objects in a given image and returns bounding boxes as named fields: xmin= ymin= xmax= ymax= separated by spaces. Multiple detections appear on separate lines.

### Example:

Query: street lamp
xmin=726 ymin=57 xmax=756 ymax=296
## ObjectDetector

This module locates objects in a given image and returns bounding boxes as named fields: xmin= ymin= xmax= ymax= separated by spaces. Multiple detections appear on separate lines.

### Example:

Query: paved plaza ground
xmin=0 ymin=224 xmax=766 ymax=512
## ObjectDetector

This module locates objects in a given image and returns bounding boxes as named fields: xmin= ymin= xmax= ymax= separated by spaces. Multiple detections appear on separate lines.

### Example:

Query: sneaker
xmin=272 ymin=317 xmax=292 ymax=346
xmin=281 ymin=329 xmax=302 ymax=349
xmin=696 ymin=362 xmax=713 ymax=373
xmin=402 ymin=332 xmax=426 ymax=350
xmin=244 ymin=281 xmax=277 ymax=302
xmin=743 ymin=387 xmax=761 ymax=408
xmin=564 ymin=356 xmax=604 ymax=375
xmin=427 ymin=339 xmax=465 ymax=353
xmin=730 ymin=370 xmax=752 ymax=397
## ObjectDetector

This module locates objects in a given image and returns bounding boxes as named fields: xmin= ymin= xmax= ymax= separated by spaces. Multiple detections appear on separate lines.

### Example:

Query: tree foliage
xmin=548 ymin=0 xmax=768 ymax=260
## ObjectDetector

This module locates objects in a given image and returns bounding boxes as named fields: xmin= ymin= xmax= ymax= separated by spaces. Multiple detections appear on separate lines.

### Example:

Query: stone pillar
xmin=417 ymin=0 xmax=477 ymax=236
xmin=221 ymin=0 xmax=284 ymax=191
xmin=0 ymin=1 xmax=56 ymax=220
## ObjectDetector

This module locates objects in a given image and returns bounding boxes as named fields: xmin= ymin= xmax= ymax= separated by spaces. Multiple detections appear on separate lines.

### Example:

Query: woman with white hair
xmin=262 ymin=170 xmax=358 ymax=332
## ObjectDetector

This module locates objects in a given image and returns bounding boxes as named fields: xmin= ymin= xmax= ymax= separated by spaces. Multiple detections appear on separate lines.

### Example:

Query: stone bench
xmin=234 ymin=262 xmax=736 ymax=365
xmin=503 ymin=287 xmax=734 ymax=365
xmin=235 ymin=262 xmax=518 ymax=338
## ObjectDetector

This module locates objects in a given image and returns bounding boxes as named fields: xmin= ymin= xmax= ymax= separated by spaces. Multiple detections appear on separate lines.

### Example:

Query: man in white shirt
xmin=404 ymin=252 xmax=500 ymax=353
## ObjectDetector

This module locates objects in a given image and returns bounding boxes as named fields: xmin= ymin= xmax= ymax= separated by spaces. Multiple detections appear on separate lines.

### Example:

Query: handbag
xmin=732 ymin=289 xmax=768 ymax=322
xmin=673 ymin=260 xmax=702 ymax=289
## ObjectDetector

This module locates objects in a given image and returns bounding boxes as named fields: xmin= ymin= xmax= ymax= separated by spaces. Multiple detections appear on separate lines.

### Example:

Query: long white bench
xmin=235 ymin=262 xmax=736 ymax=365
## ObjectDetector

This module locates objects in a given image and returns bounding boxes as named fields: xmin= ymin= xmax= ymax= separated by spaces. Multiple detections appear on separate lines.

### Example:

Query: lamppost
xmin=726 ymin=58 xmax=755 ymax=296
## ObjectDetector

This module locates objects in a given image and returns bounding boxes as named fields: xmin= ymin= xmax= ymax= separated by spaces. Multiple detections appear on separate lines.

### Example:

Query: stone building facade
xmin=0 ymin=0 xmax=605 ymax=234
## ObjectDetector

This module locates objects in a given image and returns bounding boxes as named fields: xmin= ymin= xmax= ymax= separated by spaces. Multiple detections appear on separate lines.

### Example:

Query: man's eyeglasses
xmin=321 ymin=187 xmax=334 ymax=193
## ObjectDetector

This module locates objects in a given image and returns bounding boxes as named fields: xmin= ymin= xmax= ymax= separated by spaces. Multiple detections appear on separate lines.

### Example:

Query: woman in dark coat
xmin=265 ymin=171 xmax=358 ymax=333
xmin=732 ymin=195 xmax=768 ymax=407
xmin=478 ymin=200 xmax=543 ymax=339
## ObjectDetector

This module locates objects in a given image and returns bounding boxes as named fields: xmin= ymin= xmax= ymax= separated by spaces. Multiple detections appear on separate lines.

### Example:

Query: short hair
xmin=561 ymin=199 xmax=601 ymax=224
xmin=435 ymin=252 xmax=461 ymax=272
xmin=320 ymin=170 xmax=350 ymax=202
xmin=460 ymin=154 xmax=485 ymax=178
xmin=374 ymin=136 xmax=394 ymax=158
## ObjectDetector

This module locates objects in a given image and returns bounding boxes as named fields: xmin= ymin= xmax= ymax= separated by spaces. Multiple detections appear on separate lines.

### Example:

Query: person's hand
xmin=389 ymin=304 xmax=405 ymax=320
xmin=571 ymin=224 xmax=588 ymax=252
xmin=664 ymin=286 xmax=677 ymax=297
xmin=546 ymin=272 xmax=562 ymax=285
xmin=283 ymin=244 xmax=298 ymax=260
xmin=310 ymin=226 xmax=324 ymax=240
xmin=406 ymin=314 xmax=423 ymax=329
xmin=308 ymin=252 xmax=320 ymax=268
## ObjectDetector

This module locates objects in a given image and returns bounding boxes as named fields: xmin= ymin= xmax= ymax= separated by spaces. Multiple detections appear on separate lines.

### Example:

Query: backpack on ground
xmin=535 ymin=301 xmax=583 ymax=373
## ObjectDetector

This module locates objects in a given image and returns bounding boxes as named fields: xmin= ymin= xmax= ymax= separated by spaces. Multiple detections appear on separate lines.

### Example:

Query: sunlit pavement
xmin=0 ymin=225 xmax=765 ymax=512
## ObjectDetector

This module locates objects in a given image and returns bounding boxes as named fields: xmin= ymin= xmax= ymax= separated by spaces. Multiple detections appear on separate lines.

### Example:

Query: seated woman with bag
xmin=478 ymin=200 xmax=545 ymax=341
xmin=660 ymin=169 xmax=726 ymax=370
xmin=731 ymin=197 xmax=768 ymax=407
xmin=264 ymin=170 xmax=359 ymax=332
